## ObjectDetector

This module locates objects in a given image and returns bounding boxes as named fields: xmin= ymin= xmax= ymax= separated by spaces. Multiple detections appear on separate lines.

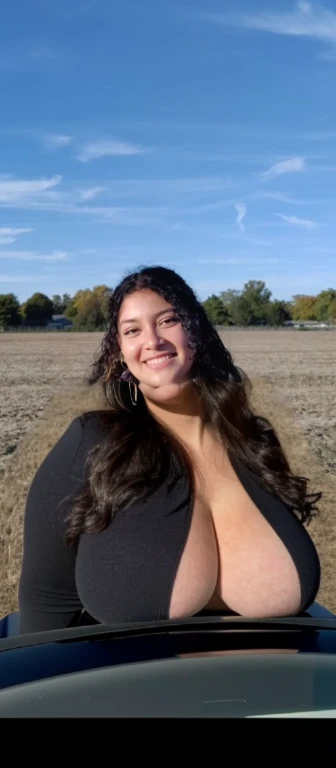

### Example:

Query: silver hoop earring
xmin=112 ymin=380 xmax=125 ymax=410
xmin=129 ymin=381 xmax=138 ymax=407
xmin=120 ymin=354 xmax=128 ymax=370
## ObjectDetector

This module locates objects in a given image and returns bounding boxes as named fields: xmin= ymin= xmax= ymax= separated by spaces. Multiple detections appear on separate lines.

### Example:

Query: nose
xmin=143 ymin=325 xmax=164 ymax=349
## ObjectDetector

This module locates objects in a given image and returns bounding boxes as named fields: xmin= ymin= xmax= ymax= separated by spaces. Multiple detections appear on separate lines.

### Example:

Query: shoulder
xmin=33 ymin=410 xmax=112 ymax=482
xmin=65 ymin=409 xmax=112 ymax=439
xmin=79 ymin=409 xmax=115 ymax=441
xmin=65 ymin=409 xmax=114 ymax=479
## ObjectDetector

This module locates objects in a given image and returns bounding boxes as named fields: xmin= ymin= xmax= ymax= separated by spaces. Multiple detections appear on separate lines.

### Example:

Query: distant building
xmin=46 ymin=314 xmax=73 ymax=330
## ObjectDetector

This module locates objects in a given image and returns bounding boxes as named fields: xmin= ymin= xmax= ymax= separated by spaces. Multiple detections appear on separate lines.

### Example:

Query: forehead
xmin=118 ymin=289 xmax=173 ymax=321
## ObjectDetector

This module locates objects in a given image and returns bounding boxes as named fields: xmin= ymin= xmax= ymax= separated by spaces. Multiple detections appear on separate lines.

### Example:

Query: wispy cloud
xmin=256 ymin=191 xmax=306 ymax=204
xmin=200 ymin=2 xmax=336 ymax=42
xmin=76 ymin=139 xmax=145 ymax=162
xmin=0 ymin=175 xmax=62 ymax=203
xmin=234 ymin=202 xmax=247 ymax=232
xmin=0 ymin=227 xmax=33 ymax=245
xmin=239 ymin=2 xmax=336 ymax=43
xmin=0 ymin=250 xmax=68 ymax=262
xmin=42 ymin=134 xmax=73 ymax=151
xmin=260 ymin=157 xmax=306 ymax=180
xmin=80 ymin=187 xmax=106 ymax=201
xmin=0 ymin=175 xmax=234 ymax=223
xmin=0 ymin=227 xmax=33 ymax=236
xmin=275 ymin=213 xmax=318 ymax=229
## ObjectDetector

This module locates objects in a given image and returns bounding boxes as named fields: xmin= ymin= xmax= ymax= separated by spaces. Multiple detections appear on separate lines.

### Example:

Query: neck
xmin=142 ymin=383 xmax=208 ymax=450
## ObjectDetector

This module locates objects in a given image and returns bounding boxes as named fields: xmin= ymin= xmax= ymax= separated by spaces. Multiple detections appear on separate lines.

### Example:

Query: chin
xmin=139 ymin=376 xmax=193 ymax=403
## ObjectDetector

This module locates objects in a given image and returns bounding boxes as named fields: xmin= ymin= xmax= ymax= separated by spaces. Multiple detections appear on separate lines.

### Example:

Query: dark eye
xmin=162 ymin=316 xmax=178 ymax=325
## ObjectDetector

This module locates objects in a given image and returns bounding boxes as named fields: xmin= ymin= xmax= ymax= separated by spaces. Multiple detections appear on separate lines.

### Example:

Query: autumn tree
xmin=65 ymin=285 xmax=112 ymax=330
xmin=91 ymin=285 xmax=113 ymax=323
xmin=291 ymin=295 xmax=317 ymax=322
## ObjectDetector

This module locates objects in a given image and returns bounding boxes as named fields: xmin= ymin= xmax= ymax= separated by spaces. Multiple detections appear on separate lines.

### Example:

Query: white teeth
xmin=146 ymin=355 xmax=173 ymax=365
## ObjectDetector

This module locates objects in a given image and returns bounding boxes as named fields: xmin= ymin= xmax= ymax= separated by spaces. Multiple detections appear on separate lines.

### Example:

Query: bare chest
xmin=190 ymin=436 xmax=239 ymax=508
xmin=169 ymin=431 xmax=301 ymax=618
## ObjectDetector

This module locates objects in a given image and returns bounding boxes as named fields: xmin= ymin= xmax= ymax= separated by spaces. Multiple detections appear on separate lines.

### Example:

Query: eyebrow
xmin=120 ymin=309 xmax=175 ymax=326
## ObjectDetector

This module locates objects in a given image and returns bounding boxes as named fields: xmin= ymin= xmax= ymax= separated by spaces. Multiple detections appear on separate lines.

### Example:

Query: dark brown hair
xmin=65 ymin=264 xmax=321 ymax=547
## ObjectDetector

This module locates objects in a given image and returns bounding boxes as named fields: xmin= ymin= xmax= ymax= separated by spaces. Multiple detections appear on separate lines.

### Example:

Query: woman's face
xmin=117 ymin=289 xmax=195 ymax=402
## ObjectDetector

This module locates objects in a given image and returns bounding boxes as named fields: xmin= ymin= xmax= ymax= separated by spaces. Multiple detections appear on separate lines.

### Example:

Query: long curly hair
xmin=65 ymin=264 xmax=321 ymax=547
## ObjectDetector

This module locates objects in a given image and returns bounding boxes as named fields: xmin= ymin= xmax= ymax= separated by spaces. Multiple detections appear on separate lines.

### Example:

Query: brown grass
xmin=0 ymin=330 xmax=335 ymax=617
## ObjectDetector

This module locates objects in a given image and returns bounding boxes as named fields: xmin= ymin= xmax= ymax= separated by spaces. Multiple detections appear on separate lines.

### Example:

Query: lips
xmin=144 ymin=353 xmax=177 ymax=367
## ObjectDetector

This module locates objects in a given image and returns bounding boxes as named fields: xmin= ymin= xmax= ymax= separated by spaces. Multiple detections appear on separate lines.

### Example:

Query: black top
xmin=18 ymin=411 xmax=321 ymax=634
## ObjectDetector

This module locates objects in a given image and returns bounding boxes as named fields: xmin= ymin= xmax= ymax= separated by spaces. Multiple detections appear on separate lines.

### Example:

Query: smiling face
xmin=117 ymin=288 xmax=196 ymax=403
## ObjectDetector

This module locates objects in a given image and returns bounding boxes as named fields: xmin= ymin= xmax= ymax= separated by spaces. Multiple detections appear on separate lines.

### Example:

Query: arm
xmin=18 ymin=417 xmax=86 ymax=634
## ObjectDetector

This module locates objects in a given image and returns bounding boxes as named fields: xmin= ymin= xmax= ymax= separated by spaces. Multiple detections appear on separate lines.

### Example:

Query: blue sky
xmin=1 ymin=0 xmax=336 ymax=303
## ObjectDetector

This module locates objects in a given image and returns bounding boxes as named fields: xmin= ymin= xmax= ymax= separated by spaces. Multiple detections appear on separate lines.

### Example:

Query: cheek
xmin=123 ymin=340 xmax=141 ymax=362
xmin=175 ymin=327 xmax=192 ymax=352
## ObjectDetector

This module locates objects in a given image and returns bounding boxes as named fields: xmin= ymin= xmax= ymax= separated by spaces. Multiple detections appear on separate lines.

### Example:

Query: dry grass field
xmin=1 ymin=330 xmax=335 ymax=618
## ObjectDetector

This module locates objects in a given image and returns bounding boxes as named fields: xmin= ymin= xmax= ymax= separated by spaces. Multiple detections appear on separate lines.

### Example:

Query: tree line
xmin=1 ymin=281 xmax=336 ymax=331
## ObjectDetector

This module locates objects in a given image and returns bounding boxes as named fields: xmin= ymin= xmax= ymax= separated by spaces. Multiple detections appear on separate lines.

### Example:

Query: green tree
xmin=64 ymin=300 xmax=77 ymax=319
xmin=220 ymin=281 xmax=272 ymax=325
xmin=219 ymin=289 xmax=241 ymax=325
xmin=314 ymin=289 xmax=336 ymax=322
xmin=0 ymin=293 xmax=22 ymax=328
xmin=266 ymin=300 xmax=292 ymax=327
xmin=52 ymin=293 xmax=74 ymax=314
xmin=327 ymin=298 xmax=336 ymax=323
xmin=229 ymin=294 xmax=255 ymax=326
xmin=22 ymin=293 xmax=53 ymax=326
xmin=240 ymin=280 xmax=272 ymax=324
xmin=52 ymin=295 xmax=63 ymax=314
xmin=202 ymin=295 xmax=231 ymax=326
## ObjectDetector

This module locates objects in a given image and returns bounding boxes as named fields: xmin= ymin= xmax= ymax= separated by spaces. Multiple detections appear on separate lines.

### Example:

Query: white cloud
xmin=80 ymin=187 xmax=106 ymax=201
xmin=0 ymin=250 xmax=68 ymax=262
xmin=234 ymin=202 xmax=247 ymax=232
xmin=0 ymin=227 xmax=33 ymax=236
xmin=0 ymin=227 xmax=33 ymax=245
xmin=240 ymin=2 xmax=336 ymax=43
xmin=43 ymin=134 xmax=73 ymax=151
xmin=275 ymin=213 xmax=318 ymax=228
xmin=260 ymin=157 xmax=306 ymax=180
xmin=201 ymin=2 xmax=336 ymax=43
xmin=256 ymin=192 xmax=304 ymax=204
xmin=76 ymin=139 xmax=144 ymax=162
xmin=0 ymin=175 xmax=62 ymax=202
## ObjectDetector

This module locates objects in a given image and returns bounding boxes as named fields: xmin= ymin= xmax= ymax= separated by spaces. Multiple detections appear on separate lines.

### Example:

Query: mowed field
xmin=0 ymin=330 xmax=335 ymax=617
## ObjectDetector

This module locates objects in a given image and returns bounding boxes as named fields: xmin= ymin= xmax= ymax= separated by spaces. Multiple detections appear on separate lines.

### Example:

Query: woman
xmin=18 ymin=265 xmax=321 ymax=633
